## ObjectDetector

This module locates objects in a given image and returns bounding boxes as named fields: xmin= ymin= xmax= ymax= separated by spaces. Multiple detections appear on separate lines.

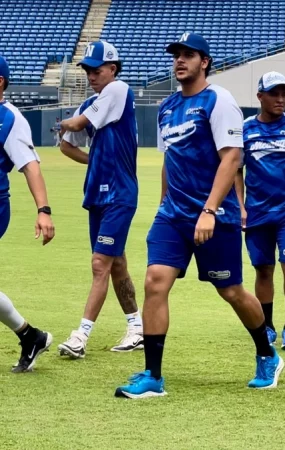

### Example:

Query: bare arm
xmin=204 ymin=147 xmax=241 ymax=210
xmin=160 ymin=155 xmax=167 ymax=203
xmin=60 ymin=139 xmax=89 ymax=164
xmin=22 ymin=160 xmax=50 ymax=208
xmin=235 ymin=168 xmax=247 ymax=228
xmin=22 ymin=161 xmax=55 ymax=245
xmin=61 ymin=114 xmax=90 ymax=132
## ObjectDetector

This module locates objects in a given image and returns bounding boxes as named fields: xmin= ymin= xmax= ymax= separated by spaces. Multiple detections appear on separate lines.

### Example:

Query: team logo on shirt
xmin=228 ymin=128 xmax=242 ymax=136
xmin=161 ymin=120 xmax=196 ymax=147
xmin=249 ymin=139 xmax=285 ymax=160
xmin=186 ymin=107 xmax=203 ymax=115
xmin=280 ymin=130 xmax=285 ymax=135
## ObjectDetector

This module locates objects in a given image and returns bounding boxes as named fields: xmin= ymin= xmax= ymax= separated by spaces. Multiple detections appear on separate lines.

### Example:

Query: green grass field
xmin=0 ymin=148 xmax=284 ymax=450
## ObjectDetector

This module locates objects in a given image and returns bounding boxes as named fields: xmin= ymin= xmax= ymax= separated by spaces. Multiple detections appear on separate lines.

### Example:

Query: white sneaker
xmin=58 ymin=330 xmax=87 ymax=359
xmin=111 ymin=327 xmax=144 ymax=352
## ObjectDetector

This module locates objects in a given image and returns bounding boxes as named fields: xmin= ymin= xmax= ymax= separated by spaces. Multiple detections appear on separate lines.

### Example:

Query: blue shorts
xmin=245 ymin=213 xmax=285 ymax=266
xmin=89 ymin=204 xmax=136 ymax=257
xmin=147 ymin=213 xmax=243 ymax=288
xmin=0 ymin=199 xmax=10 ymax=239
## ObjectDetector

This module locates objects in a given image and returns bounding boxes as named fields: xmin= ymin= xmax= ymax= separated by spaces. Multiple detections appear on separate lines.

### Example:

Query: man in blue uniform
xmin=58 ymin=41 xmax=143 ymax=358
xmin=0 ymin=56 xmax=54 ymax=372
xmin=115 ymin=33 xmax=284 ymax=398
xmin=235 ymin=71 xmax=285 ymax=350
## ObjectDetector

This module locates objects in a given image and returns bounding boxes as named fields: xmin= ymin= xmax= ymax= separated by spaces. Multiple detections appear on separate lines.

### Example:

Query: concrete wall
xmin=208 ymin=52 xmax=285 ymax=107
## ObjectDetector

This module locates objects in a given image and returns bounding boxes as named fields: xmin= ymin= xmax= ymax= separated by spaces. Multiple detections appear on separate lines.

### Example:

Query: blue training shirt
xmin=243 ymin=113 xmax=285 ymax=226
xmin=64 ymin=81 xmax=138 ymax=210
xmin=0 ymin=101 xmax=39 ymax=200
xmin=157 ymin=85 xmax=244 ymax=225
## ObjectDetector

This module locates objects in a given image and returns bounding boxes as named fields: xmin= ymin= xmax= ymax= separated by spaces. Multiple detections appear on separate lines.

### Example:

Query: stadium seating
xmin=100 ymin=0 xmax=285 ymax=86
xmin=0 ymin=0 xmax=91 ymax=85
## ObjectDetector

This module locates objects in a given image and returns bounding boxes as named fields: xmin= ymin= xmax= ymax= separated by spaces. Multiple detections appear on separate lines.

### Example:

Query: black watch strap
xmin=38 ymin=206 xmax=52 ymax=215
xmin=202 ymin=208 xmax=216 ymax=216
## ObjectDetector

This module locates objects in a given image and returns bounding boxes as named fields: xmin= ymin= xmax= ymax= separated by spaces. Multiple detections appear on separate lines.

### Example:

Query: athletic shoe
xmin=281 ymin=328 xmax=285 ymax=350
xmin=248 ymin=346 xmax=284 ymax=389
xmin=266 ymin=326 xmax=277 ymax=344
xmin=58 ymin=330 xmax=87 ymax=359
xmin=115 ymin=370 xmax=167 ymax=399
xmin=12 ymin=330 xmax=53 ymax=373
xmin=111 ymin=327 xmax=144 ymax=352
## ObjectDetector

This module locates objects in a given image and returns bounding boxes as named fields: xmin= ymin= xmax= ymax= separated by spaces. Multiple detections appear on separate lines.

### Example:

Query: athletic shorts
xmin=0 ymin=199 xmax=10 ymax=239
xmin=147 ymin=213 xmax=243 ymax=288
xmin=245 ymin=212 xmax=285 ymax=266
xmin=89 ymin=204 xmax=136 ymax=257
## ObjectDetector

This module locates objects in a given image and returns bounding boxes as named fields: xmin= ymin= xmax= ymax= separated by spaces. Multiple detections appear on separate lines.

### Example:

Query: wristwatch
xmin=38 ymin=206 xmax=52 ymax=215
xmin=202 ymin=208 xmax=216 ymax=216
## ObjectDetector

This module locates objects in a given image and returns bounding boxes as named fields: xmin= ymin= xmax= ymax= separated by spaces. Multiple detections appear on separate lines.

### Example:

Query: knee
xmin=91 ymin=254 xmax=112 ymax=279
xmin=255 ymin=265 xmax=274 ymax=282
xmin=144 ymin=266 xmax=169 ymax=298
xmin=111 ymin=255 xmax=127 ymax=278
xmin=217 ymin=285 xmax=244 ymax=305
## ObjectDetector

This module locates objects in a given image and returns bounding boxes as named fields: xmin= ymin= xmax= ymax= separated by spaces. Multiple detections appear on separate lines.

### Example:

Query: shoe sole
xmin=58 ymin=344 xmax=85 ymax=359
xmin=12 ymin=332 xmax=53 ymax=373
xmin=110 ymin=344 xmax=144 ymax=352
xmin=249 ymin=356 xmax=285 ymax=389
xmin=115 ymin=389 xmax=167 ymax=399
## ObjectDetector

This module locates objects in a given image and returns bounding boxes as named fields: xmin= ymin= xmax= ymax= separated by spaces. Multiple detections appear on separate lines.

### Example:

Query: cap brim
xmin=166 ymin=42 xmax=210 ymax=57
xmin=76 ymin=57 xmax=105 ymax=68
xmin=261 ymin=82 xmax=285 ymax=92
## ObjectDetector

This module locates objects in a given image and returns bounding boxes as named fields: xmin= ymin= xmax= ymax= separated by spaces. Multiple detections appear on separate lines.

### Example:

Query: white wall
xmin=208 ymin=52 xmax=285 ymax=107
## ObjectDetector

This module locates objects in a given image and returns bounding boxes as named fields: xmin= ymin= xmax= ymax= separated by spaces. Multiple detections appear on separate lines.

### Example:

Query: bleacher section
xmin=0 ymin=0 xmax=91 ymax=86
xmin=101 ymin=0 xmax=285 ymax=86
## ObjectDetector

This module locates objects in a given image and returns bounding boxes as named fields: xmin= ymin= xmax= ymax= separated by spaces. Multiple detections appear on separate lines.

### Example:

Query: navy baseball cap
xmin=166 ymin=33 xmax=211 ymax=57
xmin=77 ymin=40 xmax=119 ymax=69
xmin=0 ymin=56 xmax=9 ymax=80
xmin=258 ymin=71 xmax=285 ymax=92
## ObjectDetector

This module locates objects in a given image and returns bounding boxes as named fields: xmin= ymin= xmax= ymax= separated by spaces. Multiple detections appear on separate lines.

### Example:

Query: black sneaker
xmin=12 ymin=329 xmax=53 ymax=373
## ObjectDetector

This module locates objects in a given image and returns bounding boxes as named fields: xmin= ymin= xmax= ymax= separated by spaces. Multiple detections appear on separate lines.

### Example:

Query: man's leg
xmin=58 ymin=252 xmax=114 ymax=358
xmin=0 ymin=291 xmax=52 ymax=372
xmin=276 ymin=219 xmax=285 ymax=349
xmin=110 ymin=253 xmax=143 ymax=352
xmin=115 ymin=213 xmax=191 ymax=398
xmin=196 ymin=222 xmax=283 ymax=389
xmin=245 ymin=226 xmax=277 ymax=342
xmin=280 ymin=263 xmax=285 ymax=350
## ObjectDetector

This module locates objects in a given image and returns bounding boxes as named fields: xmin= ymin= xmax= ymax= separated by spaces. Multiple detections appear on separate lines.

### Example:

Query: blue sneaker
xmin=281 ymin=328 xmax=285 ymax=350
xmin=115 ymin=370 xmax=167 ymax=399
xmin=248 ymin=346 xmax=284 ymax=389
xmin=266 ymin=327 xmax=277 ymax=344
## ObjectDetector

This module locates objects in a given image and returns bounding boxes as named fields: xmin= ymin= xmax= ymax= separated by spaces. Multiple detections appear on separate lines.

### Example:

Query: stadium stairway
xmin=43 ymin=0 xmax=111 ymax=105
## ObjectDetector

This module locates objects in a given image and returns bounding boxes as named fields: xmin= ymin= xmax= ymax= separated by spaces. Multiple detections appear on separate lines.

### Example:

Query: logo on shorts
xmin=283 ymin=249 xmax=285 ymax=255
xmin=208 ymin=270 xmax=231 ymax=279
xmin=97 ymin=236 xmax=114 ymax=245
xmin=100 ymin=184 xmax=109 ymax=192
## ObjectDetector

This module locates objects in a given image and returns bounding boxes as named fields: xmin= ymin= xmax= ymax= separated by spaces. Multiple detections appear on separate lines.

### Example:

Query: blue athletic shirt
xmin=65 ymin=81 xmax=138 ymax=210
xmin=0 ymin=101 xmax=39 ymax=200
xmin=157 ymin=85 xmax=243 ymax=225
xmin=243 ymin=113 xmax=285 ymax=226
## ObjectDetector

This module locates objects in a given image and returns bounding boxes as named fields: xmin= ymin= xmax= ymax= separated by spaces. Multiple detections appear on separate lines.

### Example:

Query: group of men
xmin=1 ymin=32 xmax=285 ymax=397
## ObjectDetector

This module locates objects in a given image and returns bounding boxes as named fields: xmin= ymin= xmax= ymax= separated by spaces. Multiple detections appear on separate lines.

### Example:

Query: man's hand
xmin=35 ymin=213 xmax=55 ymax=245
xmin=241 ymin=207 xmax=247 ymax=230
xmin=194 ymin=211 xmax=216 ymax=245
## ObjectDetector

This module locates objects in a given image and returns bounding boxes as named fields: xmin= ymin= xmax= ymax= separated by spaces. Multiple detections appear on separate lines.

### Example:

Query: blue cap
xmin=77 ymin=41 xmax=119 ymax=69
xmin=0 ymin=56 xmax=9 ymax=80
xmin=258 ymin=71 xmax=285 ymax=92
xmin=166 ymin=33 xmax=211 ymax=57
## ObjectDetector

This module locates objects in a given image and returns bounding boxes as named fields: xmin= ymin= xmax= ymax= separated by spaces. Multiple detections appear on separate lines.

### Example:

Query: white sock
xmin=0 ymin=291 xmax=25 ymax=331
xmin=78 ymin=318 xmax=94 ymax=338
xmin=126 ymin=311 xmax=143 ymax=331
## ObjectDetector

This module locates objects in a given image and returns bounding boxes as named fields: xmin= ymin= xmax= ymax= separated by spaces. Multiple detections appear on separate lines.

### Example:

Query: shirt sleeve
xmin=157 ymin=119 xmax=165 ymax=153
xmin=4 ymin=113 xmax=40 ymax=171
xmin=83 ymin=81 xmax=129 ymax=130
xmin=209 ymin=88 xmax=244 ymax=151
xmin=63 ymin=106 xmax=88 ymax=147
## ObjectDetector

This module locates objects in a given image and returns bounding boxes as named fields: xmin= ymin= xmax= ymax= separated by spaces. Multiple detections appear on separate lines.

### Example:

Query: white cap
xmin=258 ymin=71 xmax=285 ymax=92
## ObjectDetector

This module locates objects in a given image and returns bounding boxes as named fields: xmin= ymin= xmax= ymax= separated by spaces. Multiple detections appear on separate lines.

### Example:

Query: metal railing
xmin=59 ymin=55 xmax=68 ymax=87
